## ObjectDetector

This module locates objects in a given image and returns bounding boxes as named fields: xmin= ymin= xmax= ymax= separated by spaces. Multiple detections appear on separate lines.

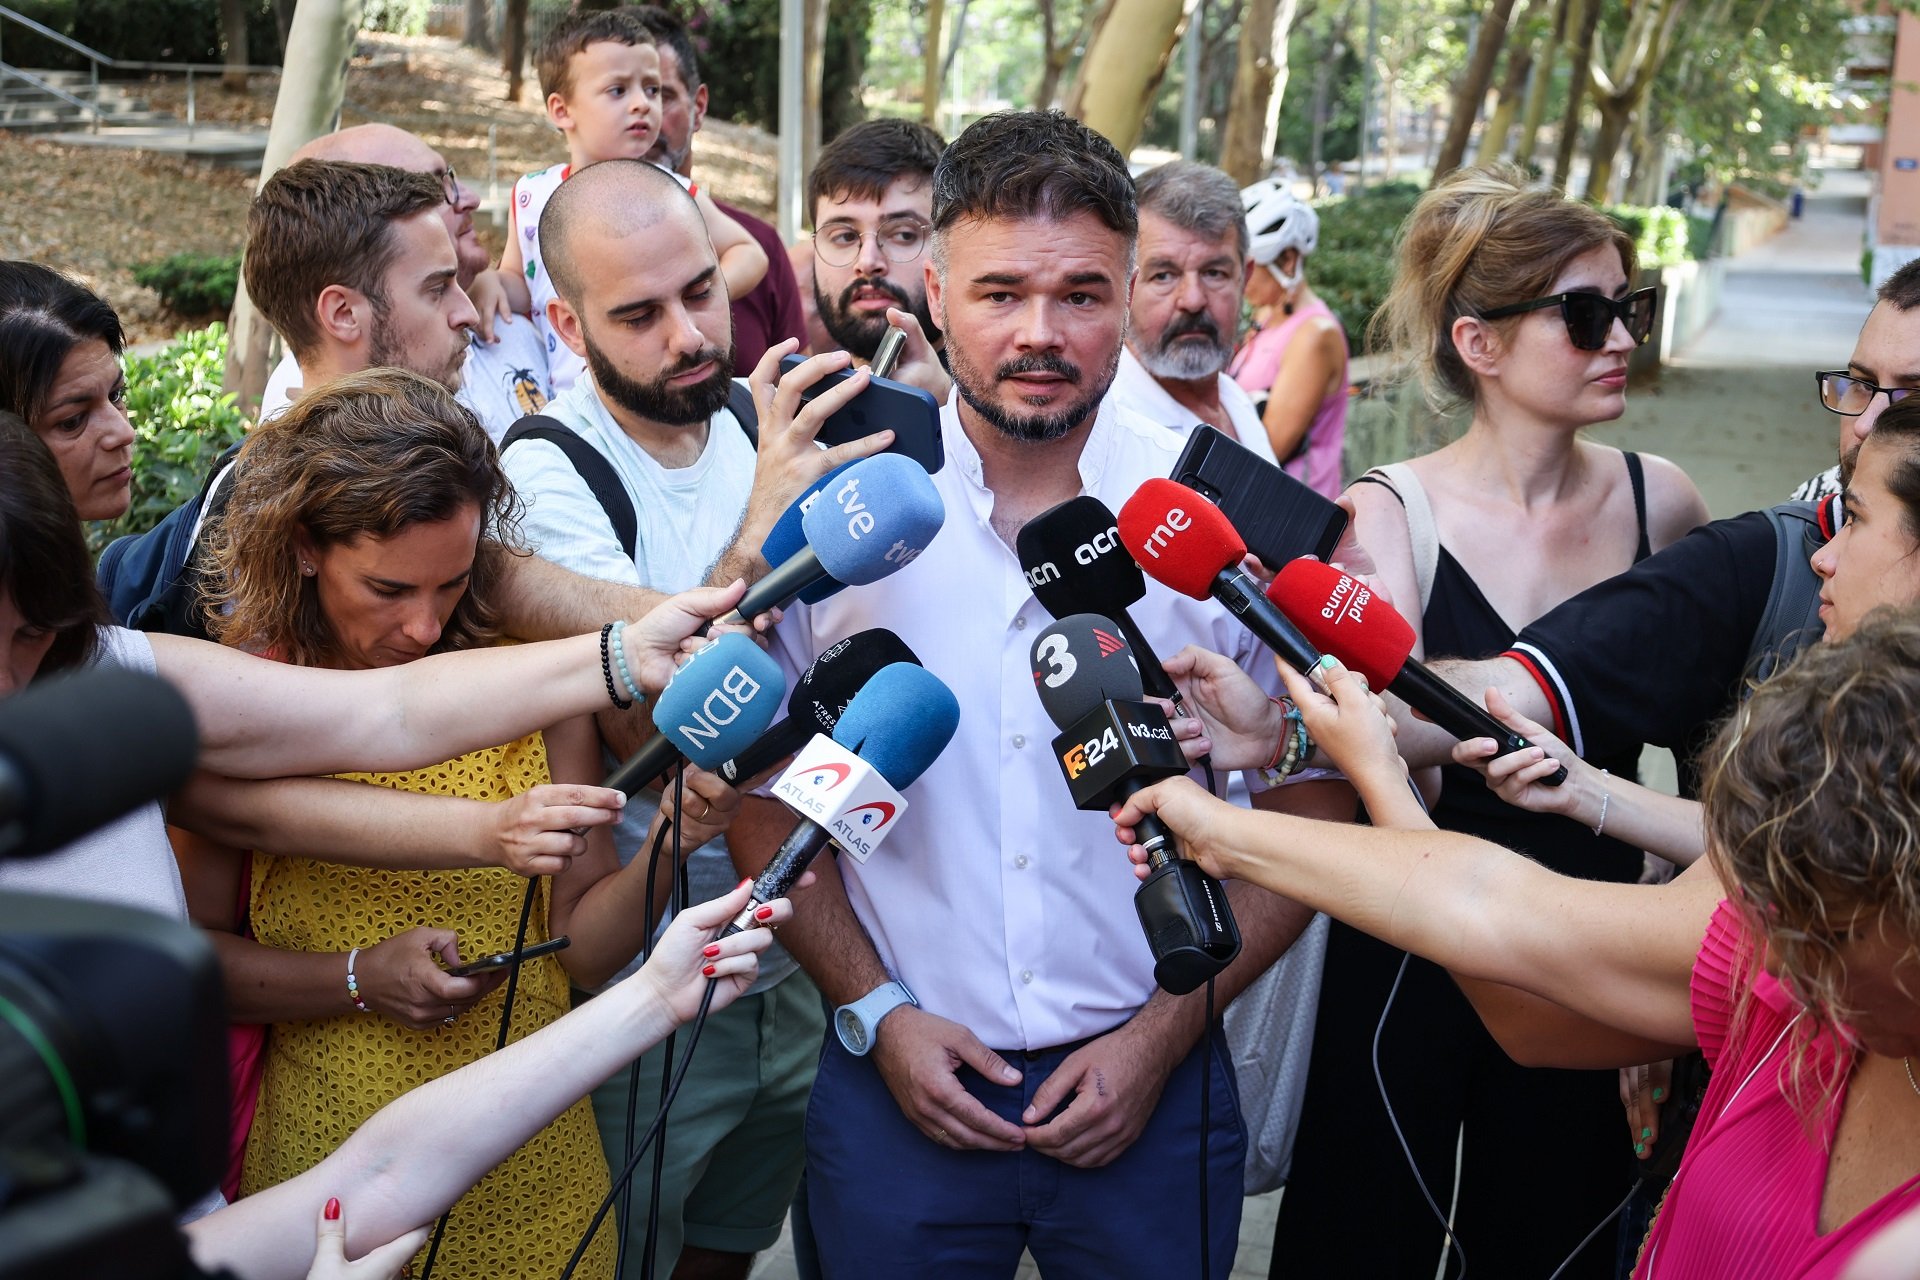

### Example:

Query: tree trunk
xmin=227 ymin=0 xmax=365 ymax=414
xmin=1474 ymin=0 xmax=1534 ymax=165
xmin=1066 ymin=0 xmax=1190 ymax=155
xmin=921 ymin=0 xmax=947 ymax=125
xmin=1219 ymin=0 xmax=1300 ymax=185
xmin=1581 ymin=0 xmax=1688 ymax=201
xmin=803 ymin=0 xmax=829 ymax=173
xmin=220 ymin=0 xmax=251 ymax=91
xmin=463 ymin=0 xmax=495 ymax=55
xmin=502 ymin=0 xmax=529 ymax=102
xmin=941 ymin=0 xmax=973 ymax=85
xmin=1431 ymin=0 xmax=1515 ymax=181
xmin=271 ymin=0 xmax=296 ymax=57
xmin=1549 ymin=0 xmax=1598 ymax=193
xmin=1515 ymin=0 xmax=1569 ymax=166
xmin=1583 ymin=98 xmax=1630 ymax=202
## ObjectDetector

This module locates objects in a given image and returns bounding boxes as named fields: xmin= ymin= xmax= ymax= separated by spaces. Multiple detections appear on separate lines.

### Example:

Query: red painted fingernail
xmin=755 ymin=905 xmax=775 ymax=921
xmin=702 ymin=943 xmax=722 ymax=958
xmin=738 ymin=878 xmax=751 ymax=889
xmin=324 ymin=1197 xmax=341 ymax=1221
xmin=702 ymin=964 xmax=717 ymax=977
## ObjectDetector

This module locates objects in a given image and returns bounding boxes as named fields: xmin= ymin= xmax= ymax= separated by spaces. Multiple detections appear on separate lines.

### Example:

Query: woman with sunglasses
xmin=1270 ymin=164 xmax=1709 ymax=1280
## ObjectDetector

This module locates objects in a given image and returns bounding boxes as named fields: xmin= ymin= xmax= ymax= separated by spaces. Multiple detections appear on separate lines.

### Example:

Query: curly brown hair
xmin=1702 ymin=607 xmax=1920 ymax=1113
xmin=204 ymin=368 xmax=523 ymax=668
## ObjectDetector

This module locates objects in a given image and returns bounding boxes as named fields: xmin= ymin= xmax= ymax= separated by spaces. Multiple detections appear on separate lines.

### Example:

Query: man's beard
xmin=584 ymin=329 xmax=736 ymax=426
xmin=369 ymin=301 xmax=467 ymax=393
xmin=947 ymin=342 xmax=1120 ymax=444
xmin=814 ymin=272 xmax=940 ymax=361
xmin=1135 ymin=310 xmax=1233 ymax=381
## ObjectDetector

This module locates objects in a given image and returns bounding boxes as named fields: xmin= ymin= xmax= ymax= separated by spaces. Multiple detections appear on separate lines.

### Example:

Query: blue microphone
xmin=725 ymin=662 xmax=960 ymax=933
xmin=718 ymin=453 xmax=945 ymax=625
xmin=602 ymin=632 xmax=785 ymax=795
xmin=760 ymin=461 xmax=858 ymax=607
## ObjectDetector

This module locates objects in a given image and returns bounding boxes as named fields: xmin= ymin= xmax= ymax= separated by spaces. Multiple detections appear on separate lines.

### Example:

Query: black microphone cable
xmin=617 ymin=808 xmax=678 ymax=1276
xmin=640 ymin=767 xmax=692 ymax=1280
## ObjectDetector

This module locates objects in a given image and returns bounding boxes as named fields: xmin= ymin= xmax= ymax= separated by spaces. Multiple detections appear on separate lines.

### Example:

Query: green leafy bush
xmin=1308 ymin=183 xmax=1424 ymax=354
xmin=87 ymin=324 xmax=249 ymax=555
xmin=133 ymin=252 xmax=240 ymax=318
xmin=1603 ymin=204 xmax=1692 ymax=268
xmin=9 ymin=0 xmax=283 ymax=70
xmin=362 ymin=0 xmax=431 ymax=35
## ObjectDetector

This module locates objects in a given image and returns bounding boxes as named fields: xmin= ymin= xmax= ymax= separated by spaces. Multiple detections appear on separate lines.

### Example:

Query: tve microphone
xmin=1031 ymin=613 xmax=1241 ymax=995
xmin=714 ymin=628 xmax=921 ymax=785
xmin=716 ymin=453 xmax=944 ymax=625
xmin=1267 ymin=559 xmax=1568 ymax=786
xmin=1117 ymin=478 xmax=1322 ymax=675
xmin=723 ymin=662 xmax=960 ymax=934
xmin=1017 ymin=495 xmax=1178 ymax=701
xmin=758 ymin=461 xmax=859 ymax=607
xmin=602 ymin=632 xmax=785 ymax=795
xmin=0 ymin=667 xmax=200 ymax=859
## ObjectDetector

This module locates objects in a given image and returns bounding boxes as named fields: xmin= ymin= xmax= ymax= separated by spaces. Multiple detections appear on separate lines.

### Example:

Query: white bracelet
xmin=1592 ymin=769 xmax=1611 ymax=838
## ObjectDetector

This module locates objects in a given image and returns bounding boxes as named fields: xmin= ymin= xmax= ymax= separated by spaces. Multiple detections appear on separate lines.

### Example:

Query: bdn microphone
xmin=601 ymin=632 xmax=786 ymax=795
xmin=1030 ymin=612 xmax=1241 ymax=995
xmin=722 ymin=662 xmax=960 ymax=935
xmin=713 ymin=628 xmax=921 ymax=785
xmin=1267 ymin=559 xmax=1568 ymax=786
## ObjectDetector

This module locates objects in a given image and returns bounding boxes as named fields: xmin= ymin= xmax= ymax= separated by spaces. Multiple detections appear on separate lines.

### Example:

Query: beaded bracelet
xmin=346 ymin=947 xmax=371 ymax=1013
xmin=599 ymin=622 xmax=633 ymax=710
xmin=610 ymin=619 xmax=646 ymax=706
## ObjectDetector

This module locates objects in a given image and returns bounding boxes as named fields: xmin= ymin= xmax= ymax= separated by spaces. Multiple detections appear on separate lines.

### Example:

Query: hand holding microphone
xmin=714 ymin=628 xmax=921 ymax=786
xmin=602 ymin=632 xmax=786 ymax=797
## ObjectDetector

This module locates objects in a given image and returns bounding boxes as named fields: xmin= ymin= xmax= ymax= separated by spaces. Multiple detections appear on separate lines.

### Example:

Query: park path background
xmin=742 ymin=168 xmax=1870 ymax=1280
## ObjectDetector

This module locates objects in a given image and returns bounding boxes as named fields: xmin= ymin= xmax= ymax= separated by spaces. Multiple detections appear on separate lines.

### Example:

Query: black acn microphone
xmin=1018 ymin=496 xmax=1181 ymax=701
xmin=1030 ymin=613 xmax=1241 ymax=995
xmin=714 ymin=629 xmax=921 ymax=785
xmin=0 ymin=667 xmax=200 ymax=859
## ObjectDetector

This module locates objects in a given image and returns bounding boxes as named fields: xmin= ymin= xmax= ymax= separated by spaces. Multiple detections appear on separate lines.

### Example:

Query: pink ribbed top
xmin=1634 ymin=901 xmax=1920 ymax=1277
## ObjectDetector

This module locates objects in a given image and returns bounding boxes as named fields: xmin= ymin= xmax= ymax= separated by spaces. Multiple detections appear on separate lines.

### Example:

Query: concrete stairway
xmin=0 ymin=67 xmax=266 ymax=168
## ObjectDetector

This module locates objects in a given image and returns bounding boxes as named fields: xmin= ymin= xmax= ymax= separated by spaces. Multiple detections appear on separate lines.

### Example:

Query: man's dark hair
xmin=930 ymin=111 xmax=1136 ymax=266
xmin=244 ymin=160 xmax=445 ymax=363
xmin=540 ymin=158 xmax=696 ymax=306
xmin=1878 ymin=257 xmax=1920 ymax=311
xmin=626 ymin=5 xmax=700 ymax=89
xmin=536 ymin=8 xmax=649 ymax=102
xmin=806 ymin=118 xmax=946 ymax=225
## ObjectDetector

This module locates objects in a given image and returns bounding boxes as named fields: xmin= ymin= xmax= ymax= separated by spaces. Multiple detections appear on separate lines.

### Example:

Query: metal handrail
xmin=0 ymin=60 xmax=94 ymax=116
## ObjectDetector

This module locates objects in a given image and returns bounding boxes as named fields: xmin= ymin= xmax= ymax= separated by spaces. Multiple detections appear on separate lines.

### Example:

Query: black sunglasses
xmin=1481 ymin=286 xmax=1659 ymax=350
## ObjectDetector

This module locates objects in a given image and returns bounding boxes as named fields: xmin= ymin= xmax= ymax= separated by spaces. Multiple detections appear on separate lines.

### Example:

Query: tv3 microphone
xmin=1267 ymin=559 xmax=1568 ymax=786
xmin=1017 ymin=495 xmax=1181 ymax=702
xmin=1030 ymin=613 xmax=1241 ymax=995
xmin=601 ymin=632 xmax=786 ymax=796
xmin=1116 ymin=479 xmax=1323 ymax=676
xmin=714 ymin=628 xmax=921 ymax=785
xmin=715 ymin=453 xmax=945 ymax=626
xmin=722 ymin=662 xmax=960 ymax=936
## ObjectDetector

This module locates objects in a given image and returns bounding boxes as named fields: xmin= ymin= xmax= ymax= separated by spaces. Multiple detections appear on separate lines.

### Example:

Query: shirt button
xmin=1011 ymin=734 xmax=1025 ymax=749
xmin=1021 ymin=969 xmax=1034 ymax=984
xmin=1014 ymin=616 xmax=1027 ymax=630
xmin=1014 ymin=854 xmax=1029 ymax=869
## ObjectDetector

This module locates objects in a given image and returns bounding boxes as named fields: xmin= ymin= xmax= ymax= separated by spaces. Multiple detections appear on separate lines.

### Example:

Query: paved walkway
xmin=743 ymin=168 xmax=1874 ymax=1280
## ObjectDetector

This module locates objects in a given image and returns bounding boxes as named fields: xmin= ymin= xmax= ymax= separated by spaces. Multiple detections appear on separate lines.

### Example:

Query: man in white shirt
xmin=1110 ymin=160 xmax=1279 ymax=464
xmin=253 ymin=124 xmax=553 ymax=437
xmin=497 ymin=157 xmax=887 ymax=1280
xmin=729 ymin=110 xmax=1346 ymax=1279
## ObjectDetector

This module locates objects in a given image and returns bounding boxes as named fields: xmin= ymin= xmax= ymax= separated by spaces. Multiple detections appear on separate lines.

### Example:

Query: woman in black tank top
xmin=1271 ymin=168 xmax=1707 ymax=1280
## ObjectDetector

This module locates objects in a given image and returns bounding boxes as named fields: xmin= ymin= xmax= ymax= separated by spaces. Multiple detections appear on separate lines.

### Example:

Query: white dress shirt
xmin=1109 ymin=347 xmax=1280 ymax=464
xmin=766 ymin=393 xmax=1284 ymax=1051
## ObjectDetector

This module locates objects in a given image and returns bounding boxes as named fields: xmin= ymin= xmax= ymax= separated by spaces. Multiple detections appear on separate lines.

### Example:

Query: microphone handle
xmin=1390 ymin=660 xmax=1568 ymax=787
xmin=721 ymin=819 xmax=835 ymax=936
xmin=601 ymin=732 xmax=683 ymax=797
xmin=716 ymin=715 xmax=812 ymax=785
xmin=1209 ymin=569 xmax=1322 ymax=674
xmin=1116 ymin=775 xmax=1180 ymax=869
xmin=714 ymin=545 xmax=828 ymax=628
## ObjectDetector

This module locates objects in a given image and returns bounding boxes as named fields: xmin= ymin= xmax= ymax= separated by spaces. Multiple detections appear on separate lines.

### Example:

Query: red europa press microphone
xmin=1266 ymin=558 xmax=1568 ymax=786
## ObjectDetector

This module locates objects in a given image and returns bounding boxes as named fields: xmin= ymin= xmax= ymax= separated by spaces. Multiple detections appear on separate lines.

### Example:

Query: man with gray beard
xmin=1108 ymin=161 xmax=1281 ymax=464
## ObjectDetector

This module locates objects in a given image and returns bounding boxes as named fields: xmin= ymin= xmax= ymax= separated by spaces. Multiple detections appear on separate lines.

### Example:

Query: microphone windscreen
xmin=650 ymin=632 xmax=788 ymax=768
xmin=801 ymin=453 xmax=945 ymax=586
xmin=1117 ymin=479 xmax=1245 ymax=600
xmin=1016 ymin=495 xmax=1145 ymax=619
xmin=1029 ymin=613 xmax=1145 ymax=729
xmin=0 ymin=667 xmax=200 ymax=858
xmin=791 ymin=628 xmax=921 ymax=724
xmin=762 ymin=463 xmax=855 ymax=605
xmin=1266 ymin=558 xmax=1414 ymax=688
xmin=831 ymin=662 xmax=960 ymax=789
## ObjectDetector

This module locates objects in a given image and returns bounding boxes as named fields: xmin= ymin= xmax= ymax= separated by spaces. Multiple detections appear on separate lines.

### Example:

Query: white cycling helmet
xmin=1241 ymin=180 xmax=1319 ymax=288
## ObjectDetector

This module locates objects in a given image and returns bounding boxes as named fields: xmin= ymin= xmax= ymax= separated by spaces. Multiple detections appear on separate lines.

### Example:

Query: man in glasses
xmin=1795 ymin=285 xmax=1920 ymax=500
xmin=253 ymin=124 xmax=555 ymax=439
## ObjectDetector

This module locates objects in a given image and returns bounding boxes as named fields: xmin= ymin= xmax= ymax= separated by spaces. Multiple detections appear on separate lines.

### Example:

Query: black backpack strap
xmin=726 ymin=379 xmax=759 ymax=448
xmin=1744 ymin=500 xmax=1828 ymax=685
xmin=500 ymin=414 xmax=638 ymax=561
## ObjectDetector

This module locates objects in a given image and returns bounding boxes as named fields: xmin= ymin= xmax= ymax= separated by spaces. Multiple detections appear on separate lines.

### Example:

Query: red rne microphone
xmin=1267 ymin=558 xmax=1567 ymax=786
xmin=1116 ymin=479 xmax=1321 ymax=674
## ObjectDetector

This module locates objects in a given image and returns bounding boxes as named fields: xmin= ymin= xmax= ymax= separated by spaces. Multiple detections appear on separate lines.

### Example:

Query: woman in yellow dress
xmin=196 ymin=369 xmax=737 ymax=1279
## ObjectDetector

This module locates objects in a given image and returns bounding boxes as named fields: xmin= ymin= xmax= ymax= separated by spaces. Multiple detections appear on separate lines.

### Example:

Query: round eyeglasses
xmin=813 ymin=217 xmax=931 ymax=269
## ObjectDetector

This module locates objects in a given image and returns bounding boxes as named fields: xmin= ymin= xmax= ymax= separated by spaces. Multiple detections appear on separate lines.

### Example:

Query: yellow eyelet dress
xmin=238 ymin=732 xmax=616 ymax=1280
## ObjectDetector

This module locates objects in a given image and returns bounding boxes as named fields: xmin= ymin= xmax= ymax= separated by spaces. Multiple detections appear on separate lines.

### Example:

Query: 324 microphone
xmin=723 ymin=662 xmax=960 ymax=935
xmin=602 ymin=632 xmax=786 ymax=795
xmin=716 ymin=453 xmax=944 ymax=625
xmin=1030 ymin=613 xmax=1240 ymax=995
xmin=714 ymin=628 xmax=921 ymax=785
xmin=1117 ymin=478 xmax=1322 ymax=674
xmin=1267 ymin=558 xmax=1567 ymax=785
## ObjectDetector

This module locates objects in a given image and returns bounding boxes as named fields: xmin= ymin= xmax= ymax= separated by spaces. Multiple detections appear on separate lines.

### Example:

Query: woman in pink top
xmin=1229 ymin=182 xmax=1348 ymax=498
xmin=1105 ymin=407 xmax=1920 ymax=1276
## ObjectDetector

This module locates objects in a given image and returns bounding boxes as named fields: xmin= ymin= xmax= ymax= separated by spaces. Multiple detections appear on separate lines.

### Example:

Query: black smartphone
xmin=1171 ymin=425 xmax=1348 ymax=568
xmin=446 ymin=936 xmax=570 ymax=977
xmin=777 ymin=353 xmax=944 ymax=474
